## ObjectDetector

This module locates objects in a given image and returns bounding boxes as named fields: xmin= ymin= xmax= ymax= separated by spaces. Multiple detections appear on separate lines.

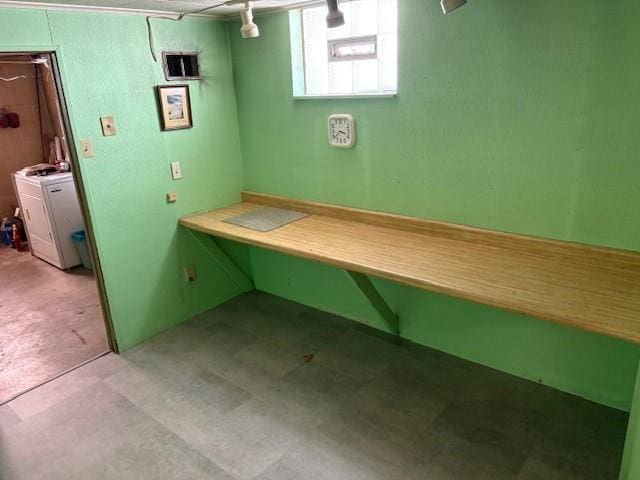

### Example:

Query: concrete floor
xmin=0 ymin=291 xmax=628 ymax=479
xmin=0 ymin=245 xmax=108 ymax=403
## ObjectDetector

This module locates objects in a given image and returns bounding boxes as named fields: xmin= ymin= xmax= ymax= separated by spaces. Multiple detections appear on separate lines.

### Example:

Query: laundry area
xmin=0 ymin=53 xmax=108 ymax=404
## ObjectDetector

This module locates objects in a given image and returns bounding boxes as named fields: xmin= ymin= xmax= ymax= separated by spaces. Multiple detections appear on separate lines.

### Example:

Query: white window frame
xmin=289 ymin=1 xmax=398 ymax=99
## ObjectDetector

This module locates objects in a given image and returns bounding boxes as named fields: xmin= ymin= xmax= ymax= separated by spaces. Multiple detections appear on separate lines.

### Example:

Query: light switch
xmin=80 ymin=139 xmax=94 ymax=158
xmin=171 ymin=161 xmax=182 ymax=180
xmin=100 ymin=116 xmax=116 ymax=136
xmin=167 ymin=192 xmax=178 ymax=203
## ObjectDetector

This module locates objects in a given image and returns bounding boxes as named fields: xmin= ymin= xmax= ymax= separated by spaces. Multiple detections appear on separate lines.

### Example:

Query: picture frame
xmin=157 ymin=85 xmax=192 ymax=131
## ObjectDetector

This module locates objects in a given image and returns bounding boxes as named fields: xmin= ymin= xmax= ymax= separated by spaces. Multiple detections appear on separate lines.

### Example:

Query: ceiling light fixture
xmin=240 ymin=0 xmax=260 ymax=39
xmin=326 ymin=0 xmax=345 ymax=28
xmin=441 ymin=0 xmax=467 ymax=14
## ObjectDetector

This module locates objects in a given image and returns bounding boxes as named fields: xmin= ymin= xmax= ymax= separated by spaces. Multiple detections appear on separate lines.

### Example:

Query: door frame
xmin=1 ymin=49 xmax=118 ymax=353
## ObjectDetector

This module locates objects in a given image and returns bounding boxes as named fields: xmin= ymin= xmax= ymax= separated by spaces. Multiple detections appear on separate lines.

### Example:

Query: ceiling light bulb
xmin=240 ymin=1 xmax=259 ymax=39
xmin=326 ymin=0 xmax=345 ymax=28
xmin=441 ymin=0 xmax=467 ymax=14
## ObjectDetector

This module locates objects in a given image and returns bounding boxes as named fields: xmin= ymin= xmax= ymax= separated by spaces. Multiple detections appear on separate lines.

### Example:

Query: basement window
xmin=162 ymin=52 xmax=200 ymax=81
xmin=290 ymin=0 xmax=397 ymax=97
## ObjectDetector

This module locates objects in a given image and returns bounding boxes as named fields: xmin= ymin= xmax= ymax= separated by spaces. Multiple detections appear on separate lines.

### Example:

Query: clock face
xmin=328 ymin=114 xmax=355 ymax=148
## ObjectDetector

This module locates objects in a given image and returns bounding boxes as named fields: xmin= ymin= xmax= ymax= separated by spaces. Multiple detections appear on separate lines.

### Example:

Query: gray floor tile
xmin=517 ymin=458 xmax=579 ymax=480
xmin=8 ymin=362 xmax=103 ymax=420
xmin=227 ymin=394 xmax=321 ymax=447
xmin=317 ymin=405 xmax=425 ymax=477
xmin=190 ymin=322 xmax=261 ymax=364
xmin=0 ymin=292 xmax=628 ymax=480
xmin=360 ymin=356 xmax=469 ymax=436
xmin=255 ymin=430 xmax=392 ymax=480
xmin=261 ymin=360 xmax=368 ymax=422
xmin=420 ymin=405 xmax=529 ymax=476
xmin=77 ymin=352 xmax=127 ymax=379
xmin=185 ymin=395 xmax=326 ymax=480
xmin=206 ymin=337 xmax=303 ymax=395
xmin=10 ymin=382 xmax=231 ymax=480
xmin=219 ymin=292 xmax=308 ymax=338
xmin=0 ymin=403 xmax=20 ymax=430
xmin=163 ymin=410 xmax=289 ymax=480
xmin=106 ymin=357 xmax=251 ymax=421
xmin=0 ymin=419 xmax=62 ymax=479
xmin=266 ymin=308 xmax=352 ymax=355
xmin=124 ymin=320 xmax=222 ymax=366
xmin=310 ymin=328 xmax=396 ymax=381
xmin=405 ymin=423 xmax=525 ymax=479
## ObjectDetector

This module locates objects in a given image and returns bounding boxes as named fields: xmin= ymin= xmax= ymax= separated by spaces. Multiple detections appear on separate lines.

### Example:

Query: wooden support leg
xmin=345 ymin=270 xmax=399 ymax=335
xmin=620 ymin=360 xmax=640 ymax=479
xmin=185 ymin=229 xmax=254 ymax=293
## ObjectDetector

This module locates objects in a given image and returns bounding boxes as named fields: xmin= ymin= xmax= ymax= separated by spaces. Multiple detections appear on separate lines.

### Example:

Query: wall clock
xmin=328 ymin=114 xmax=356 ymax=148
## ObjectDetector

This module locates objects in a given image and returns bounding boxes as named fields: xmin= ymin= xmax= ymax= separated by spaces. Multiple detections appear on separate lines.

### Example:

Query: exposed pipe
xmin=146 ymin=1 xmax=233 ymax=62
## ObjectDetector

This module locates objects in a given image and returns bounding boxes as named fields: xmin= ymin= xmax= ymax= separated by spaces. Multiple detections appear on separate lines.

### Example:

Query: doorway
xmin=0 ymin=52 xmax=112 ymax=404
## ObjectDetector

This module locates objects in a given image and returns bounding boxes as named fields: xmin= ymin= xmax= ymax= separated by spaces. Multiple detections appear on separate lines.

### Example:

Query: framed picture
xmin=157 ymin=85 xmax=192 ymax=131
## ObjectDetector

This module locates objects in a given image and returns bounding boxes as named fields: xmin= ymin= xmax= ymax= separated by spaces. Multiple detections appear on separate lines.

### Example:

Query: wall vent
xmin=162 ymin=52 xmax=200 ymax=81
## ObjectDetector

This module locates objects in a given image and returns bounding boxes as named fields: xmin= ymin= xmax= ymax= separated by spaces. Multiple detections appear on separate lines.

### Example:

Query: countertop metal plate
xmin=222 ymin=207 xmax=310 ymax=232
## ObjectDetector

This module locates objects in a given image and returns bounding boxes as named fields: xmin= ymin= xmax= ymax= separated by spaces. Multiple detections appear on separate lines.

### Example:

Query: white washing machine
xmin=13 ymin=172 xmax=85 ymax=269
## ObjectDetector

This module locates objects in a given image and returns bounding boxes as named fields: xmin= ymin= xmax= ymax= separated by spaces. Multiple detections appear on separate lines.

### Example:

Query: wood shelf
xmin=181 ymin=191 xmax=640 ymax=344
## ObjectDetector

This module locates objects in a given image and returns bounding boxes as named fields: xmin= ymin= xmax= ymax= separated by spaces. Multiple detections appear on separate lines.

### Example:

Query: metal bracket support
xmin=345 ymin=270 xmax=399 ymax=335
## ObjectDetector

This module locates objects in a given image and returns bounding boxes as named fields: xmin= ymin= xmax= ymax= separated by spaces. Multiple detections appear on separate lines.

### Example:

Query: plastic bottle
xmin=12 ymin=224 xmax=23 ymax=251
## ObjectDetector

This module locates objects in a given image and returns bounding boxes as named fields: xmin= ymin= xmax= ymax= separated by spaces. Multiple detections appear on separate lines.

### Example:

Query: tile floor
xmin=0 ymin=245 xmax=108 ymax=403
xmin=0 ymin=291 xmax=629 ymax=479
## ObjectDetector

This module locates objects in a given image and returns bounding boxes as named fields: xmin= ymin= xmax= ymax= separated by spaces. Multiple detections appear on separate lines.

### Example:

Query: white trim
xmin=293 ymin=93 xmax=397 ymax=100
xmin=0 ymin=0 xmax=226 ymax=19
xmin=0 ymin=0 xmax=331 ymax=19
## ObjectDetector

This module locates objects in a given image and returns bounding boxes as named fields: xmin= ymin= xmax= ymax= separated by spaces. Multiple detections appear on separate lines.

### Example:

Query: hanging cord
xmin=0 ymin=75 xmax=39 ymax=82
xmin=146 ymin=0 xmax=235 ymax=62
xmin=0 ymin=55 xmax=47 ymax=81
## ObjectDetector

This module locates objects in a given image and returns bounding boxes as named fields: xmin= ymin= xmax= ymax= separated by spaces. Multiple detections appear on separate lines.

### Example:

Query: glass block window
xmin=291 ymin=0 xmax=397 ymax=96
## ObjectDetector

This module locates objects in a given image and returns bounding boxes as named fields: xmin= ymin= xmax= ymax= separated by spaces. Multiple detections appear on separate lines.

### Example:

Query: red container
xmin=7 ymin=112 xmax=19 ymax=128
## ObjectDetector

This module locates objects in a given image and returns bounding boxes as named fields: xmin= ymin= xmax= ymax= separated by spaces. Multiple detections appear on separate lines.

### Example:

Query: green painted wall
xmin=229 ymin=0 xmax=640 ymax=410
xmin=0 ymin=8 xmax=248 ymax=351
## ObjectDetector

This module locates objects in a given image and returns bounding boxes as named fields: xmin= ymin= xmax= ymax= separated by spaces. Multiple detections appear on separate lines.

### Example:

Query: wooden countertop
xmin=181 ymin=191 xmax=640 ymax=344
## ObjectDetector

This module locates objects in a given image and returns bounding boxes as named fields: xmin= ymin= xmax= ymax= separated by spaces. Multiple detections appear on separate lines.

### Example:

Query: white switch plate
xmin=171 ymin=161 xmax=182 ymax=180
xmin=100 ymin=116 xmax=116 ymax=136
xmin=80 ymin=139 xmax=94 ymax=158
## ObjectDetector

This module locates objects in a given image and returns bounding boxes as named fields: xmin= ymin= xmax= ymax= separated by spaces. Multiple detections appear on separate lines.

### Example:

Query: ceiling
xmin=0 ymin=0 xmax=321 ymax=17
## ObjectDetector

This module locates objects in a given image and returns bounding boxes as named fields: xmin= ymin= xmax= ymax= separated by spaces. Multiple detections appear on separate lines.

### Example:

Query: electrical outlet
xmin=167 ymin=192 xmax=178 ymax=203
xmin=80 ymin=139 xmax=94 ymax=158
xmin=171 ymin=161 xmax=182 ymax=180
xmin=100 ymin=116 xmax=116 ymax=136
xmin=184 ymin=265 xmax=197 ymax=282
